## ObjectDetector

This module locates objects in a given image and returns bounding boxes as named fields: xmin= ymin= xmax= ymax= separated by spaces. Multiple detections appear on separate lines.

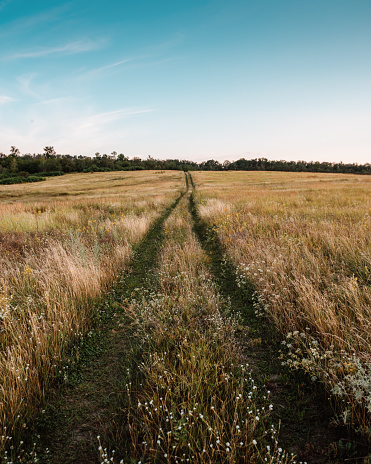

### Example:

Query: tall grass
xmin=192 ymin=171 xmax=371 ymax=438
xmin=113 ymin=193 xmax=295 ymax=463
xmin=0 ymin=171 xmax=183 ymax=450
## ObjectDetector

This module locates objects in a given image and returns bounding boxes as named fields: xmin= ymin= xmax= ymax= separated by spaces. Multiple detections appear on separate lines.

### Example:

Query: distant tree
xmin=117 ymin=153 xmax=127 ymax=162
xmin=200 ymin=159 xmax=222 ymax=171
xmin=44 ymin=146 xmax=56 ymax=158
xmin=146 ymin=155 xmax=157 ymax=170
xmin=132 ymin=157 xmax=142 ymax=166
xmin=60 ymin=157 xmax=74 ymax=172
xmin=9 ymin=157 xmax=18 ymax=172
xmin=44 ymin=157 xmax=62 ymax=172
xmin=10 ymin=146 xmax=20 ymax=156
xmin=98 ymin=153 xmax=114 ymax=169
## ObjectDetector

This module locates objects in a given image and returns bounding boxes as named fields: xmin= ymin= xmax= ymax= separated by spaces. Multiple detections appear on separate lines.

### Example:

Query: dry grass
xmin=0 ymin=170 xmax=182 ymax=202
xmin=192 ymin=170 xmax=371 ymax=436
xmin=0 ymin=171 xmax=183 ymax=449
xmin=117 ymin=193 xmax=294 ymax=464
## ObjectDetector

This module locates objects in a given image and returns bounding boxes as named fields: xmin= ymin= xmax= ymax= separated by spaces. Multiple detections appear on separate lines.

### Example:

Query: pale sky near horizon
xmin=0 ymin=0 xmax=370 ymax=164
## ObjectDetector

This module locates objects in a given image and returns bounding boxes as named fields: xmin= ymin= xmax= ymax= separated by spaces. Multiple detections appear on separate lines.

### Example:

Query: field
xmin=0 ymin=171 xmax=183 ymax=459
xmin=192 ymin=172 xmax=371 ymax=435
xmin=0 ymin=170 xmax=370 ymax=463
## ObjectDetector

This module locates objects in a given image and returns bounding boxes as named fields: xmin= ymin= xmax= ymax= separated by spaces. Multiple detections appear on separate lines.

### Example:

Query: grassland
xmin=192 ymin=171 xmax=371 ymax=440
xmin=1 ymin=169 xmax=370 ymax=463
xmin=115 ymin=191 xmax=294 ymax=464
xmin=0 ymin=170 xmax=183 ymax=456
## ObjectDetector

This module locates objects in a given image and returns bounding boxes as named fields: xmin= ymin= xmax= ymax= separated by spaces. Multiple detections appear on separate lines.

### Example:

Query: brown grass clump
xmin=192 ymin=170 xmax=371 ymax=437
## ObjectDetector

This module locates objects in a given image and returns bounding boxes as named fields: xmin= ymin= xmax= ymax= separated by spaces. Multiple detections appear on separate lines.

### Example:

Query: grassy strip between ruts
xmin=101 ymin=190 xmax=296 ymax=464
xmin=0 ymin=181 xmax=187 ymax=464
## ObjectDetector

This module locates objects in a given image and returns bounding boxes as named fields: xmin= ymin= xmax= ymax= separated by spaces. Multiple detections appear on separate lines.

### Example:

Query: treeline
xmin=0 ymin=146 xmax=370 ymax=176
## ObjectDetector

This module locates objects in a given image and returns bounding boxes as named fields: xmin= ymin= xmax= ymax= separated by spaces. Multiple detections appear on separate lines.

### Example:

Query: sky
xmin=0 ymin=0 xmax=370 ymax=164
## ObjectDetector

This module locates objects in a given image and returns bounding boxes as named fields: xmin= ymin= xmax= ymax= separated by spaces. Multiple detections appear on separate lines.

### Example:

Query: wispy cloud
xmin=0 ymin=4 xmax=70 ymax=40
xmin=78 ymin=108 xmax=154 ymax=129
xmin=79 ymin=33 xmax=183 ymax=78
xmin=76 ymin=55 xmax=179 ymax=82
xmin=0 ymin=101 xmax=156 ymax=155
xmin=17 ymin=73 xmax=42 ymax=99
xmin=74 ymin=56 xmax=143 ymax=81
xmin=99 ymin=58 xmax=133 ymax=71
xmin=0 ymin=0 xmax=13 ymax=11
xmin=7 ymin=39 xmax=105 ymax=59
xmin=0 ymin=95 xmax=15 ymax=105
xmin=39 ymin=97 xmax=70 ymax=106
xmin=78 ymin=57 xmax=133 ymax=79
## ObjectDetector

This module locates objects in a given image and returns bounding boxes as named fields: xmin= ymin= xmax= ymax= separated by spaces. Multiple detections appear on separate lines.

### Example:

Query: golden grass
xmin=0 ymin=171 xmax=183 ymax=449
xmin=120 ymin=193 xmax=294 ymax=464
xmin=192 ymin=170 xmax=371 ymax=435
xmin=0 ymin=170 xmax=182 ymax=202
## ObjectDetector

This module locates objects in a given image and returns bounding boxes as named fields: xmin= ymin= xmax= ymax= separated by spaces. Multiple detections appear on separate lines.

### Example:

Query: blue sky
xmin=0 ymin=0 xmax=370 ymax=163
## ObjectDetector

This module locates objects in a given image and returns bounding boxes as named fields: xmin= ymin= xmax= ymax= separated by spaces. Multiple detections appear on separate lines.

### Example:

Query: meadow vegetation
xmin=105 ymin=192 xmax=295 ymax=463
xmin=192 ymin=171 xmax=371 ymax=439
xmin=0 ymin=170 xmax=183 ymax=453
xmin=1 ymin=169 xmax=370 ymax=463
